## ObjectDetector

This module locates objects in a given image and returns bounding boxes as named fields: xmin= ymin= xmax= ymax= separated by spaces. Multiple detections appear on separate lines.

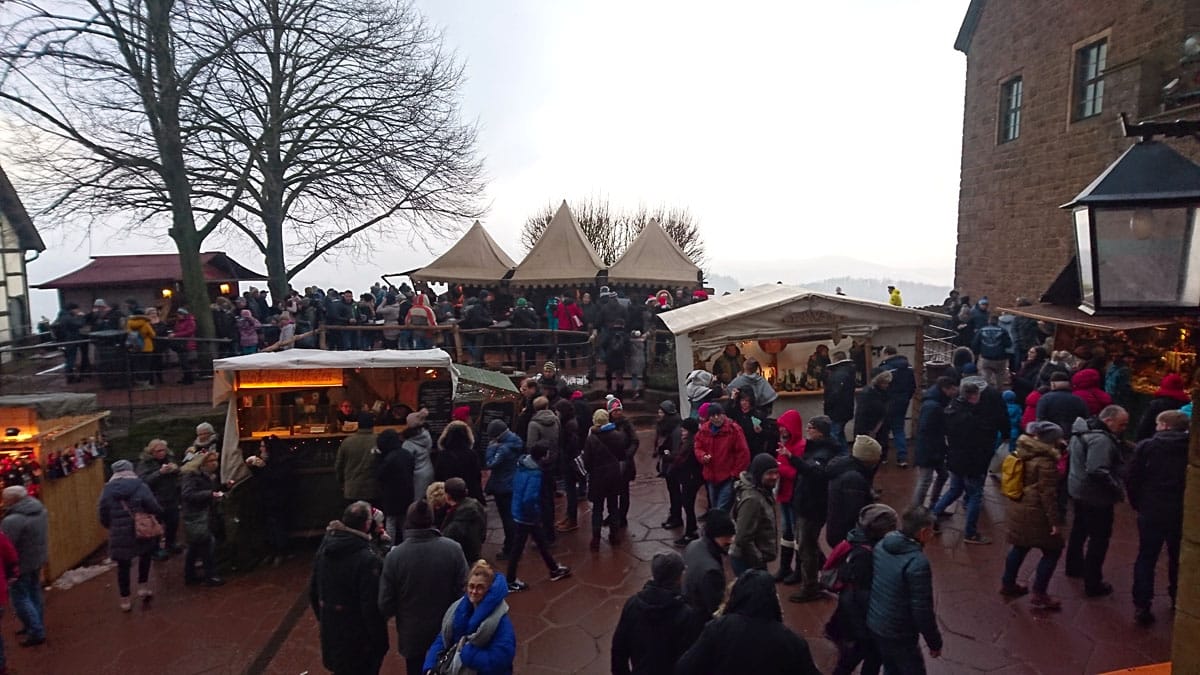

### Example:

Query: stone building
xmin=953 ymin=0 xmax=1200 ymax=305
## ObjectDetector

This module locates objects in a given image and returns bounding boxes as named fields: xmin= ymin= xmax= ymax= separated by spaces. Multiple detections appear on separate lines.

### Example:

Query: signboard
xmin=780 ymin=310 xmax=840 ymax=326
xmin=475 ymin=401 xmax=515 ymax=456
xmin=418 ymin=380 xmax=454 ymax=439
xmin=237 ymin=368 xmax=344 ymax=389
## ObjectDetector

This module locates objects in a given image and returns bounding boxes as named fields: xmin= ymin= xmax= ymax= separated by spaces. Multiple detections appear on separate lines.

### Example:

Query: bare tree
xmin=188 ymin=0 xmax=485 ymax=301
xmin=522 ymin=198 xmax=706 ymax=268
xmin=0 ymin=0 xmax=259 ymax=351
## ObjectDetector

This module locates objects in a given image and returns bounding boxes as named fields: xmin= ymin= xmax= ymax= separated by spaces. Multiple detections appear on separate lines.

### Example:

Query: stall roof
xmin=658 ymin=284 xmax=945 ymax=347
xmin=997 ymin=303 xmax=1181 ymax=332
xmin=453 ymin=363 xmax=518 ymax=393
xmin=213 ymin=348 xmax=453 ymax=371
xmin=606 ymin=218 xmax=701 ymax=286
xmin=508 ymin=201 xmax=604 ymax=287
xmin=409 ymin=221 xmax=517 ymax=284
xmin=0 ymin=393 xmax=97 ymax=419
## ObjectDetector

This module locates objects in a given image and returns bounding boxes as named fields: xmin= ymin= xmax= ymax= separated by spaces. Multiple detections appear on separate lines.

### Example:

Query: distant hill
xmin=701 ymin=272 xmax=950 ymax=307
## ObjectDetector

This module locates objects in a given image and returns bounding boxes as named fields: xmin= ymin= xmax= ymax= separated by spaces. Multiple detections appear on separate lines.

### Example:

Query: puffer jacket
xmin=611 ymin=580 xmax=705 ymax=675
xmin=1126 ymin=429 xmax=1188 ymax=525
xmin=1071 ymin=369 xmax=1112 ymax=416
xmin=915 ymin=384 xmax=950 ymax=468
xmin=823 ymin=360 xmax=857 ymax=423
xmin=423 ymin=573 xmax=516 ymax=675
xmin=867 ymin=531 xmax=943 ymax=651
xmin=693 ymin=420 xmax=750 ymax=484
xmin=484 ymin=430 xmax=524 ymax=496
xmin=774 ymin=410 xmax=804 ymax=504
xmin=308 ymin=521 xmax=389 ymax=674
xmin=824 ymin=456 xmax=874 ymax=548
xmin=510 ymin=455 xmax=543 ymax=525
xmin=1067 ymin=417 xmax=1125 ymax=507
xmin=0 ymin=497 xmax=47 ymax=575
xmin=943 ymin=395 xmax=996 ymax=477
xmin=731 ymin=471 xmax=777 ymax=569
xmin=441 ymin=497 xmax=487 ymax=563
xmin=98 ymin=473 xmax=163 ymax=561
xmin=125 ymin=315 xmax=156 ymax=352
xmin=1005 ymin=435 xmax=1063 ymax=551
xmin=136 ymin=448 xmax=182 ymax=509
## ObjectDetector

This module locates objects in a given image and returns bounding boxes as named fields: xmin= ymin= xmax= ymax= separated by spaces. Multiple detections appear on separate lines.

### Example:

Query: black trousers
xmin=540 ymin=473 xmax=557 ymax=541
xmin=492 ymin=493 xmax=515 ymax=555
xmin=117 ymin=553 xmax=153 ymax=596
xmin=161 ymin=506 xmax=180 ymax=551
xmin=506 ymin=522 xmax=557 ymax=581
xmin=874 ymin=635 xmax=926 ymax=675
xmin=833 ymin=637 xmax=881 ymax=675
xmin=665 ymin=471 xmax=701 ymax=535
xmin=1065 ymin=500 xmax=1114 ymax=592
xmin=1133 ymin=514 xmax=1181 ymax=609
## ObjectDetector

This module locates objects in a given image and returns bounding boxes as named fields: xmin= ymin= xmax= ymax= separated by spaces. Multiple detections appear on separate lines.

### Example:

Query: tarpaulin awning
xmin=997 ymin=303 xmax=1183 ymax=332
xmin=508 ymin=201 xmax=604 ymax=287
xmin=606 ymin=218 xmax=701 ymax=286
xmin=0 ymin=393 xmax=97 ymax=419
xmin=409 ymin=221 xmax=517 ymax=285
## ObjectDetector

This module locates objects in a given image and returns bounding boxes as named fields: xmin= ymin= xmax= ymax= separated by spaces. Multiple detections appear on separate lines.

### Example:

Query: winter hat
xmin=111 ymin=459 xmax=134 ymax=474
xmin=357 ymin=412 xmax=376 ymax=429
xmin=857 ymin=504 xmax=898 ymax=540
xmin=808 ymin=415 xmax=832 ymax=436
xmin=543 ymin=361 xmax=558 ymax=374
xmin=651 ymin=552 xmax=686 ymax=586
xmin=703 ymin=509 xmax=736 ymax=539
xmin=961 ymin=362 xmax=978 ymax=375
xmin=570 ymin=390 xmax=584 ymax=400
xmin=487 ymin=419 xmax=508 ymax=439
xmin=593 ymin=409 xmax=610 ymax=426
xmin=979 ymin=296 xmax=989 ymax=305
xmin=404 ymin=500 xmax=434 ymax=530
xmin=93 ymin=298 xmax=108 ymax=308
xmin=698 ymin=402 xmax=711 ymax=419
xmin=516 ymin=298 xmax=528 ymax=307
xmin=851 ymin=435 xmax=882 ymax=465
xmin=750 ymin=453 xmax=777 ymax=485
xmin=606 ymin=396 xmax=623 ymax=413
xmin=405 ymin=408 xmax=429 ymax=428
xmin=1156 ymin=374 xmax=1190 ymax=402
xmin=1002 ymin=390 xmax=1016 ymax=403
xmin=705 ymin=402 xmax=724 ymax=417
xmin=452 ymin=406 xmax=471 ymax=422
xmin=659 ymin=400 xmax=677 ymax=415
xmin=681 ymin=418 xmax=700 ymax=434
xmin=1025 ymin=420 xmax=1064 ymax=443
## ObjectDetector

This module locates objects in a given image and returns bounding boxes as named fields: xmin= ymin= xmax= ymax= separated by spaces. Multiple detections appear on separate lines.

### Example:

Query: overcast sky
xmin=25 ymin=0 xmax=968 ymax=319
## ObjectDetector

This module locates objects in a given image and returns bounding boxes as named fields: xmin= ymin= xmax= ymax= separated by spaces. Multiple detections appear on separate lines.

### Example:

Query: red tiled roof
xmin=34 ymin=252 xmax=267 ymax=289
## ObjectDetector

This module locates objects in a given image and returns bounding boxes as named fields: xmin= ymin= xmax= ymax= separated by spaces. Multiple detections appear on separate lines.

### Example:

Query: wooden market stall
xmin=658 ymin=285 xmax=944 ymax=434
xmin=0 ymin=394 xmax=110 ymax=580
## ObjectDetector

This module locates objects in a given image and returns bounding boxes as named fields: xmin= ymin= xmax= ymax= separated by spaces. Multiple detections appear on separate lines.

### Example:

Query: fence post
xmin=452 ymin=325 xmax=464 ymax=363
xmin=319 ymin=327 xmax=327 ymax=350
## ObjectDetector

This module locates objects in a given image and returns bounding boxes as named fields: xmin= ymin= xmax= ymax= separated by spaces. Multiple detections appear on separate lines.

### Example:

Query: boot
xmin=590 ymin=530 xmax=601 ymax=552
xmin=773 ymin=542 xmax=795 ymax=583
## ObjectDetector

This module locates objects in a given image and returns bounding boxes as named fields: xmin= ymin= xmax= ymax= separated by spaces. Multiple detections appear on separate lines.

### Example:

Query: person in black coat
xmin=788 ymin=416 xmax=838 ymax=601
xmin=823 ymin=353 xmax=858 ymax=453
xmin=1134 ymin=374 xmax=1189 ymax=441
xmin=375 ymin=429 xmax=415 ymax=543
xmin=309 ymin=501 xmax=389 ymax=675
xmin=825 ymin=435 xmax=882 ymax=548
xmin=931 ymin=381 xmax=999 ymax=544
xmin=612 ymin=552 xmax=705 ymax=675
xmin=913 ymin=378 xmax=957 ymax=510
xmin=1035 ymin=373 xmax=1090 ymax=439
xmin=98 ymin=459 xmax=164 ymax=610
xmin=554 ymin=399 xmax=584 ymax=532
xmin=136 ymin=440 xmax=183 ymax=560
xmin=675 ymin=569 xmax=821 ymax=675
xmin=854 ymin=371 xmax=892 ymax=461
xmin=434 ymin=421 xmax=485 ymax=504
xmin=245 ymin=437 xmax=299 ymax=566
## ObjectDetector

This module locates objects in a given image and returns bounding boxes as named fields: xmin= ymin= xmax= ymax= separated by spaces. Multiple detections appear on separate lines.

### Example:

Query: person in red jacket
xmin=773 ymin=410 xmax=805 ymax=583
xmin=0 ymin=530 xmax=17 ymax=673
xmin=693 ymin=403 xmax=750 ymax=514
xmin=1071 ymin=368 xmax=1112 ymax=417
xmin=554 ymin=296 xmax=585 ymax=368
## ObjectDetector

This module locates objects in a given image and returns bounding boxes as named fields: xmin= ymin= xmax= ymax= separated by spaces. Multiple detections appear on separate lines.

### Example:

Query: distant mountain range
xmin=706 ymin=268 xmax=952 ymax=307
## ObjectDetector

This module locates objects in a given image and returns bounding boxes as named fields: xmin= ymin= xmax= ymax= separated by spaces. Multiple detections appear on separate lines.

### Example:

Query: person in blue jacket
xmin=485 ymin=419 xmax=523 ymax=560
xmin=424 ymin=560 xmax=517 ymax=675
xmin=505 ymin=441 xmax=571 ymax=591
xmin=1002 ymin=390 xmax=1022 ymax=452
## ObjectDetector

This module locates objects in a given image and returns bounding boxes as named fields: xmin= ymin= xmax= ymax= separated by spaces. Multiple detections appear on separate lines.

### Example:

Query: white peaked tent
xmin=508 ymin=201 xmax=605 ymax=287
xmin=410 ymin=220 xmax=517 ymax=284
xmin=606 ymin=218 xmax=701 ymax=287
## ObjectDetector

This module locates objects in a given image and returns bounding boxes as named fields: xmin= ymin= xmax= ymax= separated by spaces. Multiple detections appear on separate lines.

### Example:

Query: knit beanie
xmin=487 ymin=419 xmax=508 ymax=439
xmin=851 ymin=435 xmax=882 ymax=465
xmin=606 ymin=397 xmax=623 ymax=413
xmin=659 ymin=400 xmax=677 ymax=415
xmin=1025 ymin=420 xmax=1064 ymax=443
xmin=858 ymin=504 xmax=898 ymax=540
xmin=651 ymin=552 xmax=686 ymax=586
xmin=452 ymin=406 xmax=471 ymax=422
xmin=750 ymin=453 xmax=777 ymax=485
xmin=111 ymin=459 xmax=134 ymax=474
xmin=593 ymin=409 xmax=610 ymax=427
xmin=703 ymin=509 xmax=736 ymax=539
xmin=705 ymin=402 xmax=724 ymax=417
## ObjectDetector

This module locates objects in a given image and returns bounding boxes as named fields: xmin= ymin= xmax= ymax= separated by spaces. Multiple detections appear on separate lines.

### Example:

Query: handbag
xmin=431 ymin=637 xmax=465 ymax=675
xmin=121 ymin=500 xmax=164 ymax=540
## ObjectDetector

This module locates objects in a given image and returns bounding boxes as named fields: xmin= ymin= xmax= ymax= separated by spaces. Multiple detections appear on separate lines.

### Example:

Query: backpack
xmin=819 ymin=539 xmax=872 ymax=592
xmin=125 ymin=330 xmax=145 ymax=351
xmin=1000 ymin=452 xmax=1025 ymax=500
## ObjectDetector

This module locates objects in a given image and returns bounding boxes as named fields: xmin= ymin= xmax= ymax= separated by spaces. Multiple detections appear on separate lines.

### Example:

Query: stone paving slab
xmin=8 ymin=430 xmax=1173 ymax=674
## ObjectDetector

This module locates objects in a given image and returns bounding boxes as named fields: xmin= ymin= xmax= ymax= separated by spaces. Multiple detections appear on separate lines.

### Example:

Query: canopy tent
xmin=409 ymin=220 xmax=517 ymax=285
xmin=508 ymin=201 xmax=605 ymax=287
xmin=606 ymin=218 xmax=701 ymax=287
xmin=658 ymin=285 xmax=944 ymax=415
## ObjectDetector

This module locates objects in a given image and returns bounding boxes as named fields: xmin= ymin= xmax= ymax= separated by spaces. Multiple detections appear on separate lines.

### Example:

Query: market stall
xmin=658 ymin=286 xmax=944 ymax=432
xmin=0 ymin=393 xmax=110 ymax=580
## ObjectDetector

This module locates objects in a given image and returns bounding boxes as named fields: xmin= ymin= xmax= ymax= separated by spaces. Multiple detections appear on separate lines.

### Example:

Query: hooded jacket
xmin=1067 ymin=417 xmax=1125 ymax=507
xmin=1134 ymin=375 xmax=1189 ymax=441
xmin=728 ymin=372 xmax=779 ymax=414
xmin=774 ymin=410 xmax=805 ymax=504
xmin=555 ymin=297 xmax=584 ymax=331
xmin=1006 ymin=435 xmax=1063 ymax=551
xmin=655 ymin=410 xmax=683 ymax=477
xmin=98 ymin=473 xmax=163 ymax=561
xmin=423 ymin=572 xmax=516 ymax=675
xmin=867 ymin=531 xmax=943 ymax=651
xmin=511 ymin=455 xmax=544 ymax=525
xmin=943 ymin=395 xmax=996 ymax=477
xmin=685 ymin=370 xmax=721 ymax=412
xmin=823 ymin=359 xmax=858 ymax=423
xmin=484 ymin=430 xmax=524 ymax=496
xmin=441 ymin=497 xmax=487 ymax=563
xmin=404 ymin=427 xmax=435 ymax=502
xmin=335 ymin=429 xmax=381 ymax=501
xmin=682 ymin=535 xmax=727 ymax=618
xmin=824 ymin=456 xmax=875 ymax=548
xmin=405 ymin=293 xmax=437 ymax=328
xmin=731 ymin=463 xmax=778 ymax=569
xmin=853 ymin=385 xmax=889 ymax=438
xmin=1 ymin=496 xmax=47 ymax=576
xmin=878 ymin=354 xmax=917 ymax=408
xmin=308 ymin=521 xmax=389 ymax=674
xmin=136 ymin=447 xmax=182 ymax=509
xmin=435 ymin=422 xmax=485 ymax=503
xmin=1071 ymin=369 xmax=1112 ymax=416
xmin=693 ymin=420 xmax=750 ymax=484
xmin=611 ymin=580 xmax=706 ymax=675
xmin=1126 ymin=428 xmax=1188 ymax=525
xmin=526 ymin=409 xmax=561 ymax=460
xmin=915 ymin=384 xmax=951 ymax=468
xmin=676 ymin=571 xmax=820 ymax=675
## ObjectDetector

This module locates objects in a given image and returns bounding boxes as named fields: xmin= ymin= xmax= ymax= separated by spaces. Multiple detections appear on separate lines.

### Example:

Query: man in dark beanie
xmin=334 ymin=412 xmax=379 ymax=505
xmin=378 ymin=500 xmax=468 ymax=675
xmin=730 ymin=454 xmax=780 ymax=576
xmin=683 ymin=509 xmax=735 ymax=618
xmin=611 ymin=552 xmax=705 ymax=675
xmin=484 ymin=418 xmax=523 ymax=559
xmin=694 ymin=402 xmax=750 ymax=513
xmin=309 ymin=501 xmax=389 ymax=675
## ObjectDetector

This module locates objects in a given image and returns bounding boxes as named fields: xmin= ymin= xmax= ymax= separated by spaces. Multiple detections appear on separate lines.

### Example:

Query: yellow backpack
xmin=1000 ymin=453 xmax=1025 ymax=501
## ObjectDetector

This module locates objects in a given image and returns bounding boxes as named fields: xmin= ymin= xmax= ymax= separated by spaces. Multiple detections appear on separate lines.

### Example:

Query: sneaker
xmin=507 ymin=580 xmax=528 ymax=593
xmin=119 ymin=598 xmax=132 ymax=612
xmin=555 ymin=520 xmax=579 ymax=533
xmin=137 ymin=588 xmax=153 ymax=599
xmin=897 ymin=461 xmax=909 ymax=468
xmin=1135 ymin=607 xmax=1155 ymax=626
xmin=674 ymin=533 xmax=699 ymax=548
xmin=1084 ymin=582 xmax=1114 ymax=598
xmin=963 ymin=534 xmax=992 ymax=545
xmin=549 ymin=566 xmax=572 ymax=582
xmin=1030 ymin=593 xmax=1062 ymax=610
xmin=999 ymin=584 xmax=1029 ymax=598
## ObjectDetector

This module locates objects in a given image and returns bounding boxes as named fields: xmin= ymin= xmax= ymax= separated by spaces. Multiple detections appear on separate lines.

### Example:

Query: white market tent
xmin=658 ymin=285 xmax=945 ymax=415
xmin=508 ymin=201 xmax=605 ymax=287
xmin=410 ymin=220 xmax=517 ymax=285
xmin=606 ymin=218 xmax=702 ymax=287
xmin=211 ymin=349 xmax=456 ymax=482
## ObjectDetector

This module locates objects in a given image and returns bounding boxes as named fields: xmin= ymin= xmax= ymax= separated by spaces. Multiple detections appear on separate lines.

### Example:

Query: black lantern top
xmin=1062 ymin=140 xmax=1200 ymax=208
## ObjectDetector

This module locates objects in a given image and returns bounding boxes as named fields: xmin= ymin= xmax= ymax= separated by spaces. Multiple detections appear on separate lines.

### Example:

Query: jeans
xmin=591 ymin=495 xmax=618 ymax=534
xmin=779 ymin=503 xmax=796 ymax=542
xmin=117 ymin=553 xmax=153 ymax=597
xmin=795 ymin=513 xmax=824 ymax=592
xmin=493 ymin=493 xmax=515 ymax=555
xmin=875 ymin=635 xmax=927 ymax=675
xmin=885 ymin=408 xmax=908 ymax=462
xmin=185 ymin=534 xmax=216 ymax=581
xmin=912 ymin=465 xmax=948 ymax=509
xmin=1065 ymin=500 xmax=1114 ymax=591
xmin=1002 ymin=545 xmax=1061 ymax=594
xmin=666 ymin=472 xmax=701 ymax=535
xmin=10 ymin=571 xmax=44 ymax=640
xmin=830 ymin=420 xmax=849 ymax=455
xmin=932 ymin=472 xmax=984 ymax=537
xmin=506 ymin=522 xmax=558 ymax=581
xmin=1132 ymin=514 xmax=1181 ymax=610
xmin=707 ymin=479 xmax=734 ymax=513
xmin=978 ymin=357 xmax=1009 ymax=389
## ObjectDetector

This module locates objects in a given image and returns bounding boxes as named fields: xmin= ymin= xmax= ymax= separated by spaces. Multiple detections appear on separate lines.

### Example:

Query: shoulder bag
xmin=122 ymin=499 xmax=164 ymax=540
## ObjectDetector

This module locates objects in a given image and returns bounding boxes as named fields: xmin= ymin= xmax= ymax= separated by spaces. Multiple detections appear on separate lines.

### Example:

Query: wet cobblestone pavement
xmin=10 ymin=431 xmax=1173 ymax=674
